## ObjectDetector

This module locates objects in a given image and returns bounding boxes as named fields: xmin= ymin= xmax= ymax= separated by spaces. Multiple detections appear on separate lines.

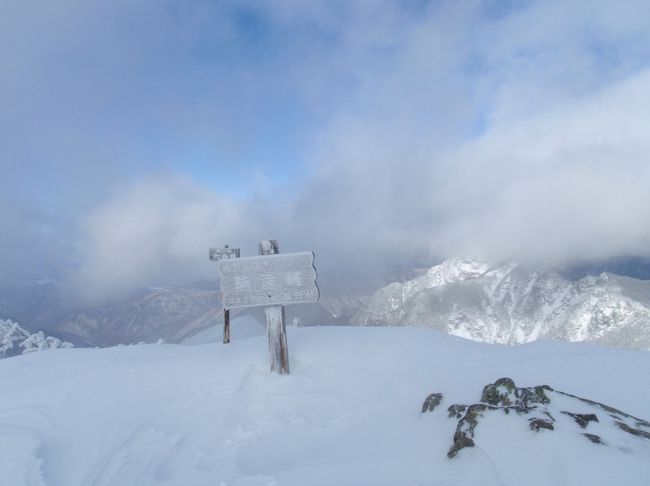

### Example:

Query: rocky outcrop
xmin=421 ymin=377 xmax=650 ymax=459
xmin=421 ymin=393 xmax=443 ymax=413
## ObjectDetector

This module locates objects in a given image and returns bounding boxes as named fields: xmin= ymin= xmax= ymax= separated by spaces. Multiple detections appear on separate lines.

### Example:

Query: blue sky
xmin=2 ymin=0 xmax=650 ymax=298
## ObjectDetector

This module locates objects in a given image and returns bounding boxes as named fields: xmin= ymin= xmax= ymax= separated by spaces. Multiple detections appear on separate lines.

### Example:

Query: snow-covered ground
xmin=182 ymin=316 xmax=266 ymax=345
xmin=0 ymin=325 xmax=648 ymax=486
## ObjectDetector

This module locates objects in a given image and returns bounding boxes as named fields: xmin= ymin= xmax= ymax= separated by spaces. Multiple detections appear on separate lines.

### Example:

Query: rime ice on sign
xmin=217 ymin=252 xmax=319 ymax=309
xmin=209 ymin=246 xmax=240 ymax=261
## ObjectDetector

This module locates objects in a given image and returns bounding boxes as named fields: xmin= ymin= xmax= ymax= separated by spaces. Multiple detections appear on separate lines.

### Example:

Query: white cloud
xmin=71 ymin=175 xmax=248 ymax=300
xmin=4 ymin=0 xmax=650 ymax=297
xmin=431 ymin=68 xmax=650 ymax=263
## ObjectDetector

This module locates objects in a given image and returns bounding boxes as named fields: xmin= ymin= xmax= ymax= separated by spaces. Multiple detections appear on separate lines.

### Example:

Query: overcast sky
xmin=2 ymin=0 xmax=650 ymax=300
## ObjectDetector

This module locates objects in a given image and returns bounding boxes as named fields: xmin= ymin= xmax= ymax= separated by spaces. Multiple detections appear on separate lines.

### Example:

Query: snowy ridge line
xmin=353 ymin=258 xmax=650 ymax=350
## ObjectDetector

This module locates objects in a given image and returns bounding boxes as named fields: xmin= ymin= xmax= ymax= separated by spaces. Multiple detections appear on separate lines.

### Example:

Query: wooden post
xmin=214 ymin=241 xmax=316 ymax=374
xmin=260 ymin=239 xmax=290 ymax=374
xmin=223 ymin=308 xmax=230 ymax=344
xmin=209 ymin=244 xmax=240 ymax=345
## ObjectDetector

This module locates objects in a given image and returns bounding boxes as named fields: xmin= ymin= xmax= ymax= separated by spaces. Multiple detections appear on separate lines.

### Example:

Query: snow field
xmin=0 ymin=326 xmax=648 ymax=485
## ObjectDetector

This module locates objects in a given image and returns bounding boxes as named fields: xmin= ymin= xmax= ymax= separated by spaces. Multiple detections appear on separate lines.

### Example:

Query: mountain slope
xmin=0 ymin=326 xmax=648 ymax=485
xmin=353 ymin=259 xmax=650 ymax=349
xmin=2 ymin=281 xmax=361 ymax=346
xmin=56 ymin=287 xmax=223 ymax=346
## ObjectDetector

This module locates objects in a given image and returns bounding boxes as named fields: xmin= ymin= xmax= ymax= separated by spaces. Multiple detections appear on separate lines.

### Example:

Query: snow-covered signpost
xmin=209 ymin=245 xmax=240 ymax=344
xmin=212 ymin=240 xmax=319 ymax=374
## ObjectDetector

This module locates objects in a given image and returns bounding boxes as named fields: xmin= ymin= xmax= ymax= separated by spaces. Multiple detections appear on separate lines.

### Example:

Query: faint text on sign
xmin=217 ymin=252 xmax=319 ymax=309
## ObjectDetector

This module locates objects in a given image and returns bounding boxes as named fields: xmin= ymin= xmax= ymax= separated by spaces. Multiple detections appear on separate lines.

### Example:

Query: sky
xmin=2 ymin=0 xmax=650 ymax=301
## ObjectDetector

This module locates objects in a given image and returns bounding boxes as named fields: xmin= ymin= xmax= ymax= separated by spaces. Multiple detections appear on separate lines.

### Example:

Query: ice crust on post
xmin=208 ymin=245 xmax=241 ymax=345
xmin=266 ymin=305 xmax=289 ymax=374
xmin=259 ymin=240 xmax=290 ymax=375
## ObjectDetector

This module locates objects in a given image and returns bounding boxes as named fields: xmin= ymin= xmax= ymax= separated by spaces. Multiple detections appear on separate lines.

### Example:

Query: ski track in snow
xmin=84 ymin=428 xmax=180 ymax=486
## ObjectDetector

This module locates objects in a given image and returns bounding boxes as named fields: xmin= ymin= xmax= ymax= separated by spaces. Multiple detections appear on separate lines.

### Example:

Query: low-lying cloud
xmin=73 ymin=67 xmax=650 ymax=298
xmin=70 ymin=176 xmax=250 ymax=301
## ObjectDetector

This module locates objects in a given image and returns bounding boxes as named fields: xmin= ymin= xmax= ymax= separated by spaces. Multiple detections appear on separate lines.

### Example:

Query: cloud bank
xmin=2 ymin=0 xmax=650 ymax=299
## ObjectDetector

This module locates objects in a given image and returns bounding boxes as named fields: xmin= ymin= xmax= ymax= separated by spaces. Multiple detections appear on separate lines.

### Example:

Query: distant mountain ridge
xmin=0 ymin=279 xmax=366 ymax=346
xmin=353 ymin=258 xmax=650 ymax=350
xmin=3 ymin=258 xmax=650 ymax=348
xmin=57 ymin=287 xmax=224 ymax=346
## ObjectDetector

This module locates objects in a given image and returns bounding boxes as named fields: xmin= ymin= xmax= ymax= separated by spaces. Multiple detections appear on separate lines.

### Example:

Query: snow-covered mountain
xmin=54 ymin=287 xmax=355 ymax=346
xmin=5 ymin=258 xmax=650 ymax=349
xmin=0 ymin=319 xmax=73 ymax=358
xmin=353 ymin=258 xmax=650 ymax=350
xmin=0 ymin=278 xmax=366 ymax=346
xmin=55 ymin=287 xmax=224 ymax=346
xmin=0 ymin=326 xmax=648 ymax=485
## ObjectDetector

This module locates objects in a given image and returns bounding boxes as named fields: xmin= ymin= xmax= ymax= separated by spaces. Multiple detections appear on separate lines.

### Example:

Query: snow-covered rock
xmin=0 ymin=326 xmax=648 ymax=485
xmin=423 ymin=377 xmax=650 ymax=459
xmin=0 ymin=319 xmax=73 ymax=358
xmin=353 ymin=259 xmax=650 ymax=350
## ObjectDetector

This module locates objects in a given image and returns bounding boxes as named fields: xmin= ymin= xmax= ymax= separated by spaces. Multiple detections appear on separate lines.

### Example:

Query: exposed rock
xmin=562 ymin=411 xmax=599 ymax=428
xmin=421 ymin=393 xmax=443 ymax=413
xmin=555 ymin=390 xmax=650 ymax=427
xmin=529 ymin=417 xmax=554 ymax=431
xmin=615 ymin=421 xmax=650 ymax=440
xmin=583 ymin=433 xmax=604 ymax=444
xmin=421 ymin=377 xmax=650 ymax=459
xmin=481 ymin=377 xmax=517 ymax=406
xmin=448 ymin=403 xmax=497 ymax=458
xmin=447 ymin=404 xmax=467 ymax=419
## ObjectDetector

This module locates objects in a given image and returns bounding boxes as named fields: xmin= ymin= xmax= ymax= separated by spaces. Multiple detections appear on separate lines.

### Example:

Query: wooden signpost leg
xmin=210 ymin=244 xmax=240 ymax=346
xmin=265 ymin=305 xmax=289 ymax=374
xmin=260 ymin=240 xmax=290 ymax=375
xmin=223 ymin=308 xmax=230 ymax=344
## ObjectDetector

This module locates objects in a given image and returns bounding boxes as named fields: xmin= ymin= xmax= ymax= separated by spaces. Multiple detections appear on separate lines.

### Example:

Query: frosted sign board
xmin=217 ymin=252 xmax=319 ymax=309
